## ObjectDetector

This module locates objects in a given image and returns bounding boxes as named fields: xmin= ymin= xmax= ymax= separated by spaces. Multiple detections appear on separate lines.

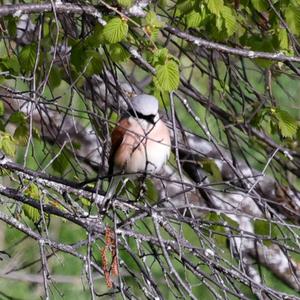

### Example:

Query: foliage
xmin=0 ymin=0 xmax=299 ymax=299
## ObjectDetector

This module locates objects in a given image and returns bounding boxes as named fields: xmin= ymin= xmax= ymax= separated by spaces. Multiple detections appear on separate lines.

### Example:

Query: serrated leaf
xmin=19 ymin=43 xmax=37 ymax=73
xmin=1 ymin=135 xmax=16 ymax=157
xmin=103 ymin=17 xmax=128 ymax=44
xmin=215 ymin=15 xmax=223 ymax=31
xmin=275 ymin=109 xmax=298 ymax=138
xmin=23 ymin=204 xmax=40 ymax=223
xmin=110 ymin=44 xmax=130 ymax=63
xmin=154 ymin=61 xmax=180 ymax=92
xmin=117 ymin=0 xmax=133 ymax=8
xmin=221 ymin=6 xmax=237 ymax=36
xmin=251 ymin=0 xmax=268 ymax=12
xmin=152 ymin=48 xmax=169 ymax=66
xmin=23 ymin=183 xmax=41 ymax=223
xmin=186 ymin=10 xmax=203 ymax=28
xmin=206 ymin=0 xmax=224 ymax=16
xmin=149 ymin=28 xmax=160 ymax=41
xmin=285 ymin=6 xmax=300 ymax=36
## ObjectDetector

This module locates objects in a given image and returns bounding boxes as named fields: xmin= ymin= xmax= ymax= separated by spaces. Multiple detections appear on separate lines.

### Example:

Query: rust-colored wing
xmin=108 ymin=118 xmax=130 ymax=177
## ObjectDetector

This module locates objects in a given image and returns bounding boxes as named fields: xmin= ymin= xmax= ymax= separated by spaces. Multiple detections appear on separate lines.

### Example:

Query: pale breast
xmin=114 ymin=117 xmax=171 ymax=174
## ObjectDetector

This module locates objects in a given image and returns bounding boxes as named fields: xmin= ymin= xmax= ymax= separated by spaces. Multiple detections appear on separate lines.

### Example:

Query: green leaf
xmin=145 ymin=179 xmax=158 ymax=203
xmin=52 ymin=149 xmax=70 ymax=175
xmin=177 ymin=0 xmax=195 ymax=15
xmin=285 ymin=6 xmax=300 ymax=35
xmin=215 ymin=15 xmax=223 ymax=31
xmin=0 ymin=101 xmax=5 ymax=116
xmin=145 ymin=11 xmax=164 ymax=28
xmin=79 ymin=196 xmax=90 ymax=207
xmin=0 ymin=56 xmax=20 ymax=75
xmin=202 ymin=159 xmax=222 ymax=181
xmin=103 ymin=17 xmax=128 ymax=44
xmin=221 ymin=6 xmax=237 ymax=36
xmin=86 ymin=24 xmax=105 ymax=47
xmin=71 ymin=46 xmax=102 ymax=76
xmin=275 ymin=109 xmax=298 ymax=138
xmin=110 ymin=44 xmax=130 ymax=63
xmin=23 ymin=204 xmax=40 ymax=223
xmin=9 ymin=111 xmax=26 ymax=125
xmin=186 ymin=10 xmax=203 ymax=28
xmin=254 ymin=219 xmax=281 ymax=246
xmin=206 ymin=0 xmax=224 ymax=16
xmin=1 ymin=134 xmax=16 ymax=157
xmin=278 ymin=28 xmax=289 ymax=50
xmin=23 ymin=183 xmax=41 ymax=223
xmin=254 ymin=219 xmax=269 ymax=236
xmin=117 ymin=0 xmax=133 ymax=8
xmin=251 ymin=0 xmax=268 ymax=12
xmin=152 ymin=48 xmax=169 ymax=66
xmin=84 ymin=50 xmax=102 ymax=77
xmin=70 ymin=43 xmax=85 ymax=71
xmin=48 ymin=66 xmax=62 ymax=89
xmin=19 ymin=43 xmax=37 ymax=73
xmin=7 ymin=16 xmax=17 ymax=37
xmin=14 ymin=124 xmax=29 ymax=146
xmin=154 ymin=61 xmax=180 ymax=92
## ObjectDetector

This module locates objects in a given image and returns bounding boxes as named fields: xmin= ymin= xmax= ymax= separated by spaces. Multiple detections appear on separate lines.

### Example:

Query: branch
xmin=0 ymin=3 xmax=105 ymax=25
xmin=165 ymin=26 xmax=300 ymax=63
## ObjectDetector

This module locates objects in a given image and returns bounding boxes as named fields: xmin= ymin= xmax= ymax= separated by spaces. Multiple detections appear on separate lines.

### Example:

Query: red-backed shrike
xmin=104 ymin=94 xmax=171 ymax=201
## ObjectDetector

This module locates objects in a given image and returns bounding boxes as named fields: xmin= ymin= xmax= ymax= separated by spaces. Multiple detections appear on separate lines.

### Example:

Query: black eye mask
xmin=128 ymin=109 xmax=156 ymax=124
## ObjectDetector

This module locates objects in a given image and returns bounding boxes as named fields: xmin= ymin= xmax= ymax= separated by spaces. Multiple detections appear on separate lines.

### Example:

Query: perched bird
xmin=104 ymin=94 xmax=171 ymax=202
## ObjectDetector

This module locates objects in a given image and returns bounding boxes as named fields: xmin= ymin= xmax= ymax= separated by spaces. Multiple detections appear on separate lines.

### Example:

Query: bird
xmin=103 ymin=94 xmax=171 ymax=204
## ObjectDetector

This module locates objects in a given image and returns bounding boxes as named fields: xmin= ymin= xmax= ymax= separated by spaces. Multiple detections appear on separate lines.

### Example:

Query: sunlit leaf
xmin=278 ymin=28 xmax=289 ymax=50
xmin=186 ymin=10 xmax=203 ymax=28
xmin=0 ymin=101 xmax=5 ymax=117
xmin=1 ymin=134 xmax=16 ymax=157
xmin=251 ymin=0 xmax=268 ymax=12
xmin=275 ymin=109 xmax=298 ymax=138
xmin=154 ymin=60 xmax=180 ymax=92
xmin=285 ymin=5 xmax=300 ymax=36
xmin=145 ymin=11 xmax=165 ymax=28
xmin=103 ymin=17 xmax=128 ymax=44
xmin=221 ymin=6 xmax=237 ymax=36
xmin=23 ymin=183 xmax=41 ymax=223
xmin=117 ymin=0 xmax=133 ymax=8
xmin=206 ymin=0 xmax=224 ymax=16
